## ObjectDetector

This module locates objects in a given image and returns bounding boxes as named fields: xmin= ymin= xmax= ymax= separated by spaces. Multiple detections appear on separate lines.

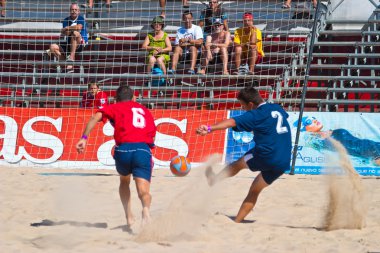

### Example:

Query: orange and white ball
xmin=170 ymin=155 xmax=191 ymax=177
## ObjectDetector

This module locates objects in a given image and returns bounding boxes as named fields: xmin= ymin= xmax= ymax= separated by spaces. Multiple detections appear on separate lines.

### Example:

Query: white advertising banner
xmin=288 ymin=112 xmax=380 ymax=175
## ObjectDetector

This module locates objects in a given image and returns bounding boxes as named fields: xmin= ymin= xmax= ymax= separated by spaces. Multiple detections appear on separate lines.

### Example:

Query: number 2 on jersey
xmin=271 ymin=111 xmax=288 ymax=134
xmin=132 ymin=108 xmax=146 ymax=128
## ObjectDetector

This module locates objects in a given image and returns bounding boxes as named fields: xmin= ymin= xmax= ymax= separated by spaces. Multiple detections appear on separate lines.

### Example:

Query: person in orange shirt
xmin=233 ymin=12 xmax=264 ymax=75
xmin=81 ymin=82 xmax=108 ymax=109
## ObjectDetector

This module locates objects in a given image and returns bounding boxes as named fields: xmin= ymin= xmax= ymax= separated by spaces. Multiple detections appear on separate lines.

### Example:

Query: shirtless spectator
xmin=198 ymin=18 xmax=230 ymax=75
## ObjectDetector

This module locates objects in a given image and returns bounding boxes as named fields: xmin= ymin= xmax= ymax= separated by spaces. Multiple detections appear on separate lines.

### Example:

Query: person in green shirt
xmin=141 ymin=16 xmax=172 ymax=75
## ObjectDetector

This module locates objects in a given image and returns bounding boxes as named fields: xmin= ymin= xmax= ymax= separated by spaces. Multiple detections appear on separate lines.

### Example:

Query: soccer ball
xmin=170 ymin=155 xmax=191 ymax=177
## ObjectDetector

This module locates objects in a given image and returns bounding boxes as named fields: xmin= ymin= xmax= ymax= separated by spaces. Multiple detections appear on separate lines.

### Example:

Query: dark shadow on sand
xmin=286 ymin=225 xmax=324 ymax=231
xmin=111 ymin=224 xmax=134 ymax=234
xmin=224 ymin=215 xmax=256 ymax=224
xmin=215 ymin=212 xmax=256 ymax=224
xmin=30 ymin=219 xmax=108 ymax=229
xmin=38 ymin=172 xmax=116 ymax=177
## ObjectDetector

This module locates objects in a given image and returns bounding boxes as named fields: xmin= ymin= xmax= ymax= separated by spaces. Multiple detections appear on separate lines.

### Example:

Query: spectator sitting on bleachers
xmin=141 ymin=16 xmax=172 ymax=75
xmin=233 ymin=12 xmax=264 ymax=75
xmin=49 ymin=3 xmax=88 ymax=73
xmin=282 ymin=0 xmax=317 ymax=9
xmin=198 ymin=18 xmax=230 ymax=75
xmin=1 ymin=0 xmax=6 ymax=17
xmin=81 ymin=0 xmax=112 ymax=9
xmin=198 ymin=0 xmax=228 ymax=37
xmin=168 ymin=10 xmax=203 ymax=75
xmin=159 ymin=0 xmax=189 ymax=18
xmin=81 ymin=82 xmax=108 ymax=109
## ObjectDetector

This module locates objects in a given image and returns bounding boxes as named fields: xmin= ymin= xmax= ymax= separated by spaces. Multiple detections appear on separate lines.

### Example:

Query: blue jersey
xmin=233 ymin=103 xmax=292 ymax=171
xmin=63 ymin=15 xmax=88 ymax=43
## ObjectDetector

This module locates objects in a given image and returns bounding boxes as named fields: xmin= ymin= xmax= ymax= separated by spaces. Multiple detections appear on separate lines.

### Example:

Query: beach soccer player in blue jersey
xmin=197 ymin=86 xmax=292 ymax=223
xmin=76 ymin=85 xmax=157 ymax=228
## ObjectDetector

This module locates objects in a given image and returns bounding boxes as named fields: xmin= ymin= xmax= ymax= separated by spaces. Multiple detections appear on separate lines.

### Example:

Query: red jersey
xmin=98 ymin=101 xmax=156 ymax=146
xmin=81 ymin=91 xmax=108 ymax=109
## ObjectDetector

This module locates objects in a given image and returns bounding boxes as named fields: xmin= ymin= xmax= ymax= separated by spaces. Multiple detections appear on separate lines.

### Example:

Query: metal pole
xmin=290 ymin=0 xmax=322 ymax=175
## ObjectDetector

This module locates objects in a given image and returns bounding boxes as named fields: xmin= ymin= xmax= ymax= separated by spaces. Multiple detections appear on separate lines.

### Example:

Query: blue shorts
xmin=243 ymin=149 xmax=285 ymax=185
xmin=113 ymin=143 xmax=153 ymax=182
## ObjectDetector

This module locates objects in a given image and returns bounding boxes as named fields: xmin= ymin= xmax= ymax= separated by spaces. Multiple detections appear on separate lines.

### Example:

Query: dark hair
xmin=182 ymin=10 xmax=193 ymax=18
xmin=116 ymin=85 xmax=134 ymax=102
xmin=237 ymin=87 xmax=264 ymax=105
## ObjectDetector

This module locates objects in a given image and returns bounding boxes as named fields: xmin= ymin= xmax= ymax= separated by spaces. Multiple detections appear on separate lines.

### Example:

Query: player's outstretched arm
xmin=76 ymin=112 xmax=103 ymax=154
xmin=196 ymin=119 xmax=236 ymax=136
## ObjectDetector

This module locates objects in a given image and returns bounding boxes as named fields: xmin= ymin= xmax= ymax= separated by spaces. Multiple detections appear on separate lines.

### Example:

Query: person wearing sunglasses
xmin=198 ymin=18 xmax=230 ymax=75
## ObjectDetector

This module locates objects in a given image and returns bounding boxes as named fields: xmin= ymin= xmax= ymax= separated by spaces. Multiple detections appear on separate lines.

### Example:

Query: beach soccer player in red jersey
xmin=76 ymin=85 xmax=157 ymax=228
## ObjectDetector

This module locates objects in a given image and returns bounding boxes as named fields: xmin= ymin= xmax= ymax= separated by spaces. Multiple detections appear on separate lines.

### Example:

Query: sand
xmin=323 ymin=138 xmax=368 ymax=231
xmin=1 ymin=162 xmax=380 ymax=253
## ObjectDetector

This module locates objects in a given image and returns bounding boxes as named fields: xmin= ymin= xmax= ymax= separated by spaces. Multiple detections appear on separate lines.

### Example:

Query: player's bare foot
xmin=127 ymin=214 xmax=135 ymax=227
xmin=205 ymin=166 xmax=216 ymax=186
xmin=141 ymin=207 xmax=151 ymax=226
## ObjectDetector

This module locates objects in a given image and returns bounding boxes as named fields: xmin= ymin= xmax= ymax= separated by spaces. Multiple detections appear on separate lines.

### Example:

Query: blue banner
xmin=226 ymin=111 xmax=380 ymax=176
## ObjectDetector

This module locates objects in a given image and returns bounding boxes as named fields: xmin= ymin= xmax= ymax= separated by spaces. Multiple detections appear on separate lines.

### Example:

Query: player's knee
xmin=120 ymin=175 xmax=131 ymax=184
xmin=137 ymin=190 xmax=151 ymax=201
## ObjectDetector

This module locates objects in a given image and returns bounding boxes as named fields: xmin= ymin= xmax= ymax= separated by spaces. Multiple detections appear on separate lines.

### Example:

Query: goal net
xmin=0 ymin=0 xmax=317 ymax=170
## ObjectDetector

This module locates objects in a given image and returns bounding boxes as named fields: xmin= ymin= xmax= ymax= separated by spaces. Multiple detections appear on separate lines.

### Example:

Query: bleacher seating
xmin=0 ymin=1 xmax=379 ymax=112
